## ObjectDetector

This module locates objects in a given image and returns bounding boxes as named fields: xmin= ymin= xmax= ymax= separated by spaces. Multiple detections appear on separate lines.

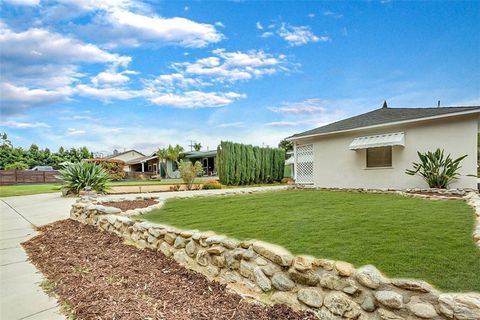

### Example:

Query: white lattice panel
xmin=295 ymin=144 xmax=314 ymax=184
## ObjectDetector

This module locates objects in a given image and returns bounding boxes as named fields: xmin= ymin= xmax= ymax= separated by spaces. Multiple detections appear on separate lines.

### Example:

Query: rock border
xmin=71 ymin=188 xmax=480 ymax=320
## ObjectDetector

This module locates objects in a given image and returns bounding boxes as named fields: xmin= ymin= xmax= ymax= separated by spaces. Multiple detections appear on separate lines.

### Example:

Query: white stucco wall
xmin=294 ymin=114 xmax=478 ymax=189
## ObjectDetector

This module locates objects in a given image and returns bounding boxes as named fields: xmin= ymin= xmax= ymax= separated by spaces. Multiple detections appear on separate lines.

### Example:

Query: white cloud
xmin=0 ymin=24 xmax=130 ymax=67
xmin=265 ymin=98 xmax=346 ymax=128
xmin=105 ymin=10 xmax=222 ymax=48
xmin=67 ymin=128 xmax=86 ymax=136
xmin=149 ymin=91 xmax=245 ymax=108
xmin=265 ymin=121 xmax=301 ymax=127
xmin=256 ymin=21 xmax=263 ymax=30
xmin=278 ymin=23 xmax=328 ymax=46
xmin=323 ymin=11 xmax=343 ymax=19
xmin=0 ymin=82 xmax=71 ymax=115
xmin=261 ymin=32 xmax=274 ymax=38
xmin=215 ymin=22 xmax=225 ymax=28
xmin=308 ymin=13 xmax=315 ymax=18
xmin=143 ymin=49 xmax=289 ymax=109
xmin=75 ymin=84 xmax=136 ymax=100
xmin=216 ymin=122 xmax=245 ymax=128
xmin=172 ymin=49 xmax=288 ymax=84
xmin=0 ymin=120 xmax=50 ymax=128
xmin=91 ymin=70 xmax=132 ymax=86
xmin=269 ymin=98 xmax=327 ymax=114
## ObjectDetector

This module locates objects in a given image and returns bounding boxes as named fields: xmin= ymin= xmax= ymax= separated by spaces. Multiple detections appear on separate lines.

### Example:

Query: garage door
xmin=295 ymin=144 xmax=314 ymax=184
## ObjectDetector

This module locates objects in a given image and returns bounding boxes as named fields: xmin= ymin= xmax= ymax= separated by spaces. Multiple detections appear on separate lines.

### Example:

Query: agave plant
xmin=58 ymin=162 xmax=111 ymax=195
xmin=406 ymin=149 xmax=467 ymax=188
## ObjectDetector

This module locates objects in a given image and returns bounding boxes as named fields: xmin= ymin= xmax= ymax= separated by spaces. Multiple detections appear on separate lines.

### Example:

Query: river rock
xmin=185 ymin=240 xmax=197 ymax=257
xmin=253 ymin=267 xmax=271 ymax=292
xmin=324 ymin=292 xmax=361 ymax=319
xmin=408 ymin=302 xmax=438 ymax=318
xmin=374 ymin=291 xmax=403 ymax=309
xmin=356 ymin=265 xmax=384 ymax=289
xmin=252 ymin=241 xmax=293 ymax=266
xmin=297 ymin=288 xmax=323 ymax=308
xmin=335 ymin=261 xmax=355 ymax=277
xmin=391 ymin=279 xmax=433 ymax=293
xmin=196 ymin=249 xmax=210 ymax=266
xmin=271 ymin=273 xmax=295 ymax=291
xmin=173 ymin=236 xmax=186 ymax=249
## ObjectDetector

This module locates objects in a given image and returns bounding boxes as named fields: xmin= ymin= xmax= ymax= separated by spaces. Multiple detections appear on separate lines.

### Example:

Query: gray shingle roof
xmin=289 ymin=106 xmax=480 ymax=139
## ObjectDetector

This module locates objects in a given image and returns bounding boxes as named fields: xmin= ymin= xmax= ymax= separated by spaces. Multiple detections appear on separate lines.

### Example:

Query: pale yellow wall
xmin=110 ymin=151 xmax=145 ymax=172
xmin=295 ymin=114 xmax=478 ymax=189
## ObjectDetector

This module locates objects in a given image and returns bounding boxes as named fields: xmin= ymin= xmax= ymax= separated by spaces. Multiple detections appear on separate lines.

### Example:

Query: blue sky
xmin=1 ymin=0 xmax=479 ymax=155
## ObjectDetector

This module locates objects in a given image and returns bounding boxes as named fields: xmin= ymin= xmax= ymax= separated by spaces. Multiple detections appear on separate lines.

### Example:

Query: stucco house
xmin=126 ymin=150 xmax=217 ymax=178
xmin=107 ymin=149 xmax=145 ymax=172
xmin=287 ymin=104 xmax=479 ymax=189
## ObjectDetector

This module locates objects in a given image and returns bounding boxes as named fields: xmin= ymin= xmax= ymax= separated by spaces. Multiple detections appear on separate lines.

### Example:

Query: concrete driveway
xmin=0 ymin=193 xmax=75 ymax=320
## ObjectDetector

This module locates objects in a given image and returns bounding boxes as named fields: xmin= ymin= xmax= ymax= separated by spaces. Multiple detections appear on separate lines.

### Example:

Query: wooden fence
xmin=0 ymin=170 xmax=61 ymax=185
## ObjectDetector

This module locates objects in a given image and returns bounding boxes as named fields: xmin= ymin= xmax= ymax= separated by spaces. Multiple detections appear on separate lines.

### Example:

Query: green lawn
xmin=0 ymin=179 xmax=211 ymax=197
xmin=0 ymin=184 xmax=61 ymax=197
xmin=140 ymin=190 xmax=480 ymax=292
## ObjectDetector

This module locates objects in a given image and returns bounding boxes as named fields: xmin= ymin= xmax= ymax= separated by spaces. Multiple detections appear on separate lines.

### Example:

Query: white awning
xmin=349 ymin=132 xmax=405 ymax=150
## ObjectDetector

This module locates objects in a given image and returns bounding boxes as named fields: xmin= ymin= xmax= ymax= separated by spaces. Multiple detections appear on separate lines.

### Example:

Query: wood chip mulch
xmin=100 ymin=199 xmax=158 ymax=211
xmin=22 ymin=219 xmax=316 ymax=320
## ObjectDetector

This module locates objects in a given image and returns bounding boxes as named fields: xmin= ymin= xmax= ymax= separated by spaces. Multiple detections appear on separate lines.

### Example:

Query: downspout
xmin=293 ymin=141 xmax=297 ymax=182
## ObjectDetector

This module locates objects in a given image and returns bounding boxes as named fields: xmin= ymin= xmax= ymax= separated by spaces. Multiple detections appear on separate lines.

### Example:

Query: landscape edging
xmin=70 ymin=190 xmax=480 ymax=320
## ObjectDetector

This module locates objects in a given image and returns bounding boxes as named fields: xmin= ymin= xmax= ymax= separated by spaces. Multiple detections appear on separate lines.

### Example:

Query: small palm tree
xmin=406 ymin=148 xmax=467 ymax=188
xmin=0 ymin=132 xmax=12 ymax=148
xmin=193 ymin=142 xmax=202 ymax=151
xmin=156 ymin=147 xmax=168 ymax=178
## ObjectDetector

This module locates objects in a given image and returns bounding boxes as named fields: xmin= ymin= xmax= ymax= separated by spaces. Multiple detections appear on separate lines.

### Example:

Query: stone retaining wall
xmin=70 ymin=191 xmax=480 ymax=320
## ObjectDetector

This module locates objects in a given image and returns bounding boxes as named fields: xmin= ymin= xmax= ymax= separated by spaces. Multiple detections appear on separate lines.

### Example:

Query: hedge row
xmin=217 ymin=141 xmax=285 ymax=185
xmin=84 ymin=159 xmax=125 ymax=180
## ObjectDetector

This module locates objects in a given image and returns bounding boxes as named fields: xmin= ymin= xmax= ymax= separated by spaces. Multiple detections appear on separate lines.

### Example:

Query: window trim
xmin=366 ymin=146 xmax=392 ymax=168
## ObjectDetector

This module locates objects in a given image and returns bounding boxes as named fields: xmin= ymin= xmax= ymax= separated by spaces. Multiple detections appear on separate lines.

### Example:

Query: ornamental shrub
xmin=202 ymin=180 xmax=222 ymax=190
xmin=178 ymin=160 xmax=203 ymax=190
xmin=405 ymin=148 xmax=467 ymax=188
xmin=58 ymin=162 xmax=110 ymax=195
xmin=84 ymin=158 xmax=125 ymax=180
xmin=4 ymin=162 xmax=29 ymax=170
xmin=217 ymin=141 xmax=285 ymax=185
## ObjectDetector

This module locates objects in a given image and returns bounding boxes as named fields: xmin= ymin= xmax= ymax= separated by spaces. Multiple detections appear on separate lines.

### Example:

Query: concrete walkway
xmin=0 ymin=193 xmax=75 ymax=320
xmin=0 ymin=185 xmax=287 ymax=319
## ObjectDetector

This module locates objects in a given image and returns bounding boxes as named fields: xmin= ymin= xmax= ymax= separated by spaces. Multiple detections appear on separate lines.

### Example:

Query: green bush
xmin=4 ymin=162 xmax=29 ymax=170
xmin=406 ymin=148 xmax=467 ymax=188
xmin=58 ymin=162 xmax=110 ymax=195
xmin=217 ymin=141 xmax=285 ymax=185
xmin=178 ymin=160 xmax=203 ymax=190
xmin=84 ymin=158 xmax=125 ymax=180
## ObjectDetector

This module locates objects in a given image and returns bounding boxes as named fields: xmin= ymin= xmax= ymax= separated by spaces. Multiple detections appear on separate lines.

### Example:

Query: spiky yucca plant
xmin=58 ymin=162 xmax=110 ymax=195
xmin=406 ymin=149 xmax=467 ymax=188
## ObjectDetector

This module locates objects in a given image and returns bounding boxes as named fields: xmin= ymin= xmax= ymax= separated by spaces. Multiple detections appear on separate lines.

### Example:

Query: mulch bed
xmin=22 ymin=219 xmax=316 ymax=320
xmin=100 ymin=199 xmax=158 ymax=211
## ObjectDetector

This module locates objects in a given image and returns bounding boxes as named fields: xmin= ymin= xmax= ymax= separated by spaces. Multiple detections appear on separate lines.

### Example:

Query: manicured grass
xmin=141 ymin=190 xmax=480 ymax=292
xmin=0 ymin=179 xmax=211 ymax=197
xmin=0 ymin=184 xmax=61 ymax=197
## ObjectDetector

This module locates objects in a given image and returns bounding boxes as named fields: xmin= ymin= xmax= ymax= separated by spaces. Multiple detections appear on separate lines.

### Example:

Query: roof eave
xmin=287 ymin=109 xmax=480 ymax=142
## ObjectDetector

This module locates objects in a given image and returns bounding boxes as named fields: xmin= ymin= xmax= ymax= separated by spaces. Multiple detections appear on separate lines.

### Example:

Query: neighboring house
xmin=107 ymin=150 xmax=145 ymax=172
xmin=126 ymin=150 xmax=217 ymax=178
xmin=288 ymin=104 xmax=479 ymax=189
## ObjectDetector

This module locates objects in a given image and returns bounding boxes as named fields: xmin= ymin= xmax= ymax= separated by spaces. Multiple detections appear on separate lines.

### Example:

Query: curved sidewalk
xmin=0 ymin=193 xmax=75 ymax=320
